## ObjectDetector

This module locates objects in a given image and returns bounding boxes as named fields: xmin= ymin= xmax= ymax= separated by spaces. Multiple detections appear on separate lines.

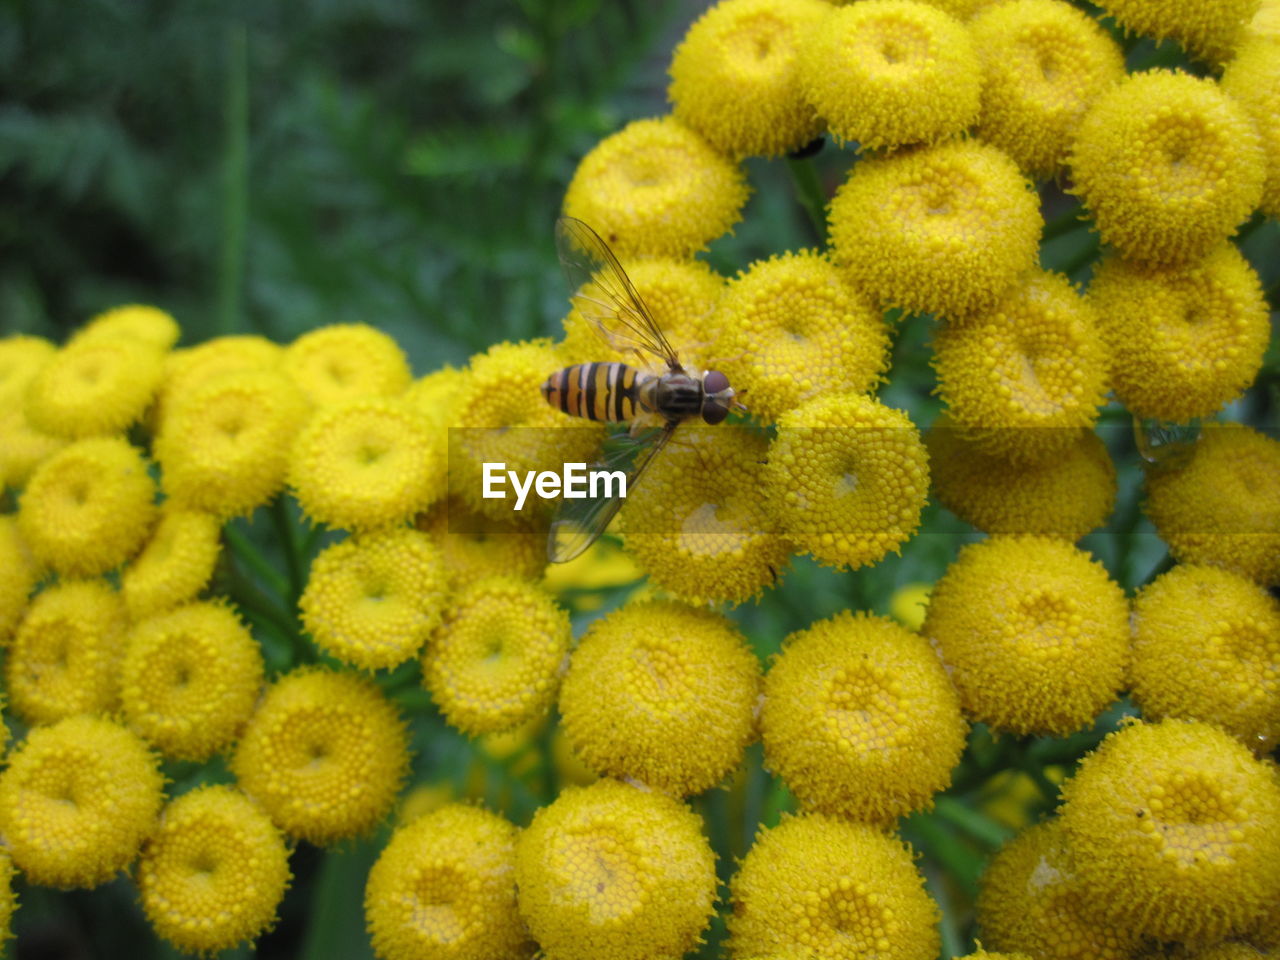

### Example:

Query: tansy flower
xmin=0 ymin=407 xmax=66 ymax=491
xmin=765 ymin=393 xmax=929 ymax=570
xmin=1069 ymin=70 xmax=1264 ymax=265
xmin=667 ymin=0 xmax=828 ymax=158
xmin=1057 ymin=719 xmax=1280 ymax=942
xmin=761 ymin=611 xmax=966 ymax=825
xmin=153 ymin=334 xmax=282 ymax=432
xmin=19 ymin=436 xmax=156 ymax=577
xmin=365 ymin=804 xmax=533 ymax=960
xmin=888 ymin=581 xmax=932 ymax=631
xmin=916 ymin=0 xmax=1007 ymax=17
xmin=515 ymin=778 xmax=716 ymax=960
xmin=121 ymin=601 xmax=265 ymax=762
xmin=969 ymin=0 xmax=1125 ymax=179
xmin=933 ymin=270 xmax=1109 ymax=465
xmin=620 ymin=426 xmax=792 ymax=605
xmin=1144 ymin=423 xmax=1280 ymax=585
xmin=1130 ymin=565 xmax=1280 ymax=753
xmin=0 ymin=851 xmax=12 ymax=942
xmin=137 ymin=785 xmax=290 ymax=954
xmin=0 ymin=516 xmax=37 ymax=643
xmin=562 ymin=116 xmax=750 ymax=258
xmin=74 ymin=303 xmax=179 ymax=350
xmin=1222 ymin=36 xmax=1280 ymax=218
xmin=121 ymin=507 xmax=221 ymax=621
xmin=300 ymin=527 xmax=449 ymax=670
xmin=976 ymin=819 xmax=1144 ymax=960
xmin=1089 ymin=244 xmax=1269 ymax=423
xmin=712 ymin=250 xmax=890 ymax=422
xmin=402 ymin=364 xmax=468 ymax=438
xmin=828 ymin=139 xmax=1041 ymax=318
xmin=156 ymin=369 xmax=309 ymax=518
xmin=1093 ymin=0 xmax=1260 ymax=66
xmin=728 ymin=813 xmax=939 ymax=960
xmin=928 ymin=417 xmax=1116 ymax=538
xmin=7 ymin=579 xmax=127 ymax=725
xmin=957 ymin=952 xmax=1034 ymax=960
xmin=0 ymin=714 xmax=164 ymax=888
xmin=558 ymin=599 xmax=761 ymax=796
xmin=232 ymin=668 xmax=409 ymax=844
xmin=798 ymin=0 xmax=981 ymax=150
xmin=25 ymin=335 xmax=164 ymax=439
xmin=415 ymin=496 xmax=548 ymax=588
xmin=0 ymin=334 xmax=56 ymax=407
xmin=424 ymin=577 xmax=570 ymax=736
xmin=923 ymin=536 xmax=1129 ymax=736
xmin=281 ymin=323 xmax=411 ymax=407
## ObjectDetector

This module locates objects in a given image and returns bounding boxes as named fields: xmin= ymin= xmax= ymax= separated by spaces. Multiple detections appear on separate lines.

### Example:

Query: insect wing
xmin=555 ymin=217 xmax=680 ymax=369
xmin=548 ymin=421 xmax=676 ymax=562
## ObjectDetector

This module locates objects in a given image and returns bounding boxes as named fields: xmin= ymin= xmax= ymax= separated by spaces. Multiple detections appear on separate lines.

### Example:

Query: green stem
xmin=223 ymin=524 xmax=290 ymax=598
xmin=227 ymin=566 xmax=298 ymax=642
xmin=272 ymin=496 xmax=306 ymax=605
xmin=1042 ymin=204 xmax=1086 ymax=242
xmin=924 ymin=863 xmax=966 ymax=960
xmin=933 ymin=796 xmax=1012 ymax=850
xmin=1062 ymin=237 xmax=1100 ymax=279
xmin=786 ymin=155 xmax=829 ymax=246
xmin=217 ymin=23 xmax=249 ymax=335
xmin=909 ymin=813 xmax=983 ymax=898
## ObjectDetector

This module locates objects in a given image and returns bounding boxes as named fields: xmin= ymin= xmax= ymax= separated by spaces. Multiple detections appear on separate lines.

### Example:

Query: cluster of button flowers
xmin=1 ymin=0 xmax=1279 ymax=957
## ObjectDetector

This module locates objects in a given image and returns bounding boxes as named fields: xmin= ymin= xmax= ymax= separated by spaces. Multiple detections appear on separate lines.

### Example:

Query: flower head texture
xmin=137 ymin=785 xmax=291 ymax=954
xmin=765 ymin=393 xmax=929 ymax=569
xmin=1094 ymin=0 xmax=1260 ymax=66
xmin=1057 ymin=719 xmax=1280 ymax=942
xmin=153 ymin=334 xmax=282 ymax=432
xmin=301 ymin=527 xmax=449 ymax=670
xmin=1130 ymin=564 xmax=1280 ymax=752
xmin=7 ymin=578 xmax=127 ymax=725
xmin=75 ymin=303 xmax=179 ymax=350
xmin=1070 ymin=69 xmax=1264 ymax=265
xmin=829 ymin=139 xmax=1041 ymax=317
xmin=798 ymin=0 xmax=981 ymax=150
xmin=969 ymin=0 xmax=1124 ymax=179
xmin=25 ymin=335 xmax=164 ymax=439
xmin=0 ymin=406 xmax=66 ymax=491
xmin=1144 ymin=423 xmax=1280 ymax=585
xmin=668 ymin=0 xmax=827 ymax=158
xmin=761 ymin=611 xmax=966 ymax=825
xmin=121 ymin=601 xmax=265 ymax=762
xmin=19 ymin=436 xmax=156 ymax=576
xmin=121 ymin=507 xmax=221 ymax=621
xmin=923 ymin=537 xmax=1129 ymax=736
xmin=728 ymin=813 xmax=939 ymax=960
xmin=1087 ymin=244 xmax=1269 ymax=422
xmin=414 ymin=496 xmax=547 ymax=587
xmin=232 ymin=668 xmax=409 ymax=844
xmin=713 ymin=250 xmax=890 ymax=422
xmin=558 ymin=600 xmax=761 ymax=796
xmin=402 ymin=364 xmax=468 ymax=437
xmin=0 ymin=515 xmax=37 ymax=644
xmin=562 ymin=116 xmax=750 ymax=257
xmin=515 ymin=778 xmax=716 ymax=960
xmin=0 ymin=714 xmax=164 ymax=888
xmin=424 ymin=578 xmax=570 ymax=736
xmin=365 ymin=804 xmax=533 ymax=960
xmin=1221 ymin=36 xmax=1280 ymax=218
xmin=0 ymin=334 xmax=56 ymax=408
xmin=282 ymin=323 xmax=411 ymax=407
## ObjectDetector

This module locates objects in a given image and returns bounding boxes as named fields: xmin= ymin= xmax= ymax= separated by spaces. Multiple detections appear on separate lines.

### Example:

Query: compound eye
xmin=703 ymin=370 xmax=729 ymax=395
xmin=702 ymin=399 xmax=729 ymax=425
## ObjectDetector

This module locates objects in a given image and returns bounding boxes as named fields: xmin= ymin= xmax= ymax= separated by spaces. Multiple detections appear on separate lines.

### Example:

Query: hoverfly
xmin=541 ymin=217 xmax=742 ymax=562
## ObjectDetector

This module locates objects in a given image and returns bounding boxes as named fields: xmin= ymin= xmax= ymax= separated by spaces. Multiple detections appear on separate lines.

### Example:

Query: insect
xmin=541 ymin=216 xmax=742 ymax=562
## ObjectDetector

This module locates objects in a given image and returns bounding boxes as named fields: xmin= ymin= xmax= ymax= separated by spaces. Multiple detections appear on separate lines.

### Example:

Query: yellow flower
xmin=156 ymin=369 xmax=309 ymax=518
xmin=761 ymin=611 xmax=966 ymax=825
xmin=232 ymin=668 xmax=409 ymax=844
xmin=668 ymin=0 xmax=828 ymax=158
xmin=928 ymin=416 xmax=1115 ymax=539
xmin=424 ymin=577 xmax=570 ymax=736
xmin=515 ymin=778 xmax=716 ymax=960
xmin=137 ymin=785 xmax=290 ymax=954
xmin=281 ymin=323 xmax=411 ymax=407
xmin=402 ymin=363 xmax=469 ymax=437
xmin=1057 ymin=719 xmax=1280 ymax=942
xmin=1222 ymin=36 xmax=1280 ymax=218
xmin=153 ymin=333 xmax=282 ymax=432
xmin=0 ymin=406 xmax=66 ymax=491
xmin=923 ymin=536 xmax=1129 ymax=736
xmin=121 ymin=507 xmax=221 ymax=621
xmin=415 ymin=496 xmax=548 ymax=588
xmin=1069 ymin=69 xmax=1264 ymax=265
xmin=0 ymin=714 xmax=164 ymax=888
xmin=7 ymin=579 xmax=127 ymax=725
xmin=0 ymin=515 xmax=37 ymax=644
xmin=1093 ymin=0 xmax=1260 ymax=66
xmin=121 ymin=601 xmax=265 ymax=762
xmin=969 ymin=0 xmax=1125 ymax=179
xmin=18 ymin=437 xmax=157 ymax=577
xmin=829 ymin=139 xmax=1041 ymax=317
xmin=1130 ymin=564 xmax=1280 ymax=753
xmin=25 ymin=335 xmax=164 ymax=439
xmin=300 ymin=527 xmax=449 ymax=670
xmin=0 ymin=334 xmax=56 ymax=407
xmin=915 ymin=0 xmax=1007 ymax=17
xmin=562 ymin=116 xmax=750 ymax=258
xmin=558 ymin=599 xmax=761 ymax=796
xmin=933 ymin=270 xmax=1109 ymax=465
xmin=619 ymin=426 xmax=792 ymax=605
xmin=798 ymin=0 xmax=981 ymax=150
xmin=365 ymin=804 xmax=533 ymax=960
xmin=75 ymin=304 xmax=179 ymax=350
xmin=728 ymin=813 xmax=939 ymax=960
xmin=0 ymin=851 xmax=12 ymax=943
xmin=956 ymin=951 xmax=1034 ymax=960
xmin=765 ymin=393 xmax=929 ymax=569
xmin=1144 ymin=423 xmax=1280 ymax=585
xmin=888 ymin=581 xmax=932 ymax=631
xmin=712 ymin=250 xmax=890 ymax=422
xmin=976 ymin=819 xmax=1144 ymax=959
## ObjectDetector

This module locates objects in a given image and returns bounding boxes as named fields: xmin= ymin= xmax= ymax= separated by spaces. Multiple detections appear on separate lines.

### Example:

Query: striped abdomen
xmin=541 ymin=362 xmax=650 ymax=423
